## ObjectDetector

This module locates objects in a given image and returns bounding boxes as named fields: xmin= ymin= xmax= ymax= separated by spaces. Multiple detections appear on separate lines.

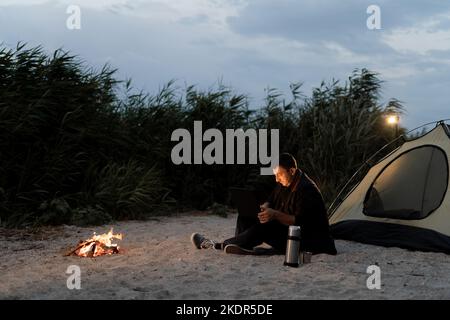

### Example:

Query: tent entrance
xmin=363 ymin=145 xmax=448 ymax=220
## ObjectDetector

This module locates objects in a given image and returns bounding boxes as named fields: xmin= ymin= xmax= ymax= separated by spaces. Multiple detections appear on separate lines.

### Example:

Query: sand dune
xmin=1 ymin=212 xmax=450 ymax=299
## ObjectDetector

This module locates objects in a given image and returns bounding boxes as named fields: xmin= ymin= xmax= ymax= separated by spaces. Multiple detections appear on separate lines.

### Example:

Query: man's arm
xmin=274 ymin=210 xmax=295 ymax=225
xmin=258 ymin=208 xmax=295 ymax=226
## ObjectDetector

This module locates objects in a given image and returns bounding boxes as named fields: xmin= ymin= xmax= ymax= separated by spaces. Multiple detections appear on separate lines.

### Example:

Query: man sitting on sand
xmin=191 ymin=153 xmax=337 ymax=256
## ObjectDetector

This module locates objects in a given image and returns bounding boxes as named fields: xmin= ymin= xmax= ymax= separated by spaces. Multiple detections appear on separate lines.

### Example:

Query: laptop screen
xmin=230 ymin=188 xmax=261 ymax=218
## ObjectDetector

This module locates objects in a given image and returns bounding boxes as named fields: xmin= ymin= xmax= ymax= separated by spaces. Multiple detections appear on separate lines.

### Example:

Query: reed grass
xmin=0 ymin=44 xmax=404 ymax=226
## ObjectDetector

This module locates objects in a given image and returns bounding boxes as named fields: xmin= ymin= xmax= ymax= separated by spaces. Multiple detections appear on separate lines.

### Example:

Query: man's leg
xmin=234 ymin=214 xmax=259 ymax=236
xmin=223 ymin=222 xmax=265 ymax=250
xmin=224 ymin=220 xmax=287 ymax=251
xmin=262 ymin=222 xmax=289 ymax=254
xmin=190 ymin=214 xmax=259 ymax=250
xmin=192 ymin=221 xmax=289 ymax=253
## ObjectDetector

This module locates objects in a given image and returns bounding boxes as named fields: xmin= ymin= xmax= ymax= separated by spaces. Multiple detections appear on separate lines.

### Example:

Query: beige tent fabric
xmin=330 ymin=124 xmax=450 ymax=237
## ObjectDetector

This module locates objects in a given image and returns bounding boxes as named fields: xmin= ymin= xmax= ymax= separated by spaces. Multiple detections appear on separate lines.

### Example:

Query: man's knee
xmin=235 ymin=215 xmax=259 ymax=236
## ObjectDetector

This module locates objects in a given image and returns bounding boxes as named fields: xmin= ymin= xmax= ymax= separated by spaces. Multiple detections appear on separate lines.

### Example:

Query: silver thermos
xmin=284 ymin=225 xmax=301 ymax=267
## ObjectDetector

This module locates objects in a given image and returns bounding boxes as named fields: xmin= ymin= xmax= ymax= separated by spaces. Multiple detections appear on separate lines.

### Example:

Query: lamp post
xmin=386 ymin=114 xmax=400 ymax=141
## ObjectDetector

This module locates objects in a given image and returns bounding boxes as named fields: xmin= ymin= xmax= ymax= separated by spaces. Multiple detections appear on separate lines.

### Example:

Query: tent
xmin=329 ymin=121 xmax=450 ymax=254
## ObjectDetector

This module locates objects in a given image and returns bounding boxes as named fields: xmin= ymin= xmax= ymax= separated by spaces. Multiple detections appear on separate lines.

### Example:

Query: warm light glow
xmin=68 ymin=228 xmax=124 ymax=257
xmin=387 ymin=115 xmax=399 ymax=125
xmin=273 ymin=166 xmax=280 ymax=175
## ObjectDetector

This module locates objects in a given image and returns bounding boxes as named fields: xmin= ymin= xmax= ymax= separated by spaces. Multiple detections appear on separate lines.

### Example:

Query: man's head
xmin=273 ymin=153 xmax=298 ymax=187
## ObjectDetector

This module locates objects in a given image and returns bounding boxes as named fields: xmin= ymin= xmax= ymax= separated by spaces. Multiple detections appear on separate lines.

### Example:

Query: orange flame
xmin=72 ymin=228 xmax=123 ymax=257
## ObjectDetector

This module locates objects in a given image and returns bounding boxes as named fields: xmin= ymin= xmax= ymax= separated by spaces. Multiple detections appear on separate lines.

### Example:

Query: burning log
xmin=66 ymin=228 xmax=123 ymax=257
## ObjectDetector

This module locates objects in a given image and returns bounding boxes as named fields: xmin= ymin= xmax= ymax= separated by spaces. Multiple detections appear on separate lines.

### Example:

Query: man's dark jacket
xmin=267 ymin=169 xmax=337 ymax=255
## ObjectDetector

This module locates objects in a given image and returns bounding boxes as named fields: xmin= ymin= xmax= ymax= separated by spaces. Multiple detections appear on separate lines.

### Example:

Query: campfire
xmin=66 ymin=228 xmax=123 ymax=257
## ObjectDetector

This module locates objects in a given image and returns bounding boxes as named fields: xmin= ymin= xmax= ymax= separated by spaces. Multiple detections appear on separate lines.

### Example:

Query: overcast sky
xmin=1 ymin=0 xmax=450 ymax=130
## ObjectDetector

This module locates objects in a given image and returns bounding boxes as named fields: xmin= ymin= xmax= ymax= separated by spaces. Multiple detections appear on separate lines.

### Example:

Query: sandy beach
xmin=1 ymin=212 xmax=450 ymax=300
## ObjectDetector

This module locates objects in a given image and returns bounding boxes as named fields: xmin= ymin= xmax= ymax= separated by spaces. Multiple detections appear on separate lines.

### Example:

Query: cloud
xmin=0 ymin=0 xmax=130 ymax=8
xmin=1 ymin=0 xmax=450 ymax=129
xmin=323 ymin=42 xmax=371 ymax=64
xmin=0 ymin=0 xmax=50 ymax=6
xmin=382 ymin=17 xmax=450 ymax=55
xmin=228 ymin=0 xmax=450 ymax=55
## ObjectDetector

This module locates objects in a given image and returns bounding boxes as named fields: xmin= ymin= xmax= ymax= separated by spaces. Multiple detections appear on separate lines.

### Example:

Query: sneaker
xmin=191 ymin=233 xmax=217 ymax=249
xmin=224 ymin=244 xmax=257 ymax=255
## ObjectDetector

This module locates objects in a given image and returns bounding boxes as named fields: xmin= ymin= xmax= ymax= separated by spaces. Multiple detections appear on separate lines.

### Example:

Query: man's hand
xmin=260 ymin=202 xmax=270 ymax=211
xmin=259 ymin=205 xmax=296 ymax=226
xmin=258 ymin=207 xmax=277 ymax=224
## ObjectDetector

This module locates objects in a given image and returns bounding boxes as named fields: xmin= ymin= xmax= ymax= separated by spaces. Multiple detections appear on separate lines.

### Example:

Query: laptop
xmin=229 ymin=187 xmax=261 ymax=218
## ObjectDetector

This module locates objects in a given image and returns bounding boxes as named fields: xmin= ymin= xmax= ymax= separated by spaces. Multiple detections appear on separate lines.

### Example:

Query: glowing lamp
xmin=387 ymin=115 xmax=399 ymax=125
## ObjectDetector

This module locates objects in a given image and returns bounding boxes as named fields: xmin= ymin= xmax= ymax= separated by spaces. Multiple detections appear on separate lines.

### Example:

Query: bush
xmin=92 ymin=161 xmax=173 ymax=220
xmin=70 ymin=206 xmax=112 ymax=227
xmin=0 ymin=43 xmax=406 ymax=226
xmin=36 ymin=198 xmax=72 ymax=226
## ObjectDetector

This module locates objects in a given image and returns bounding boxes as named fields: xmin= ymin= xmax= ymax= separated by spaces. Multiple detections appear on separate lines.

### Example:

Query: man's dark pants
xmin=222 ymin=215 xmax=288 ymax=253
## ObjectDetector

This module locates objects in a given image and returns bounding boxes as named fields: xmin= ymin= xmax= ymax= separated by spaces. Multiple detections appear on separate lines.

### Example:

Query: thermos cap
xmin=288 ymin=225 xmax=301 ymax=237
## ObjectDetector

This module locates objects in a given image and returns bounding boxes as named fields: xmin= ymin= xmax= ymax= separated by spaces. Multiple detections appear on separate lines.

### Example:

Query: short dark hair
xmin=278 ymin=153 xmax=297 ymax=170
